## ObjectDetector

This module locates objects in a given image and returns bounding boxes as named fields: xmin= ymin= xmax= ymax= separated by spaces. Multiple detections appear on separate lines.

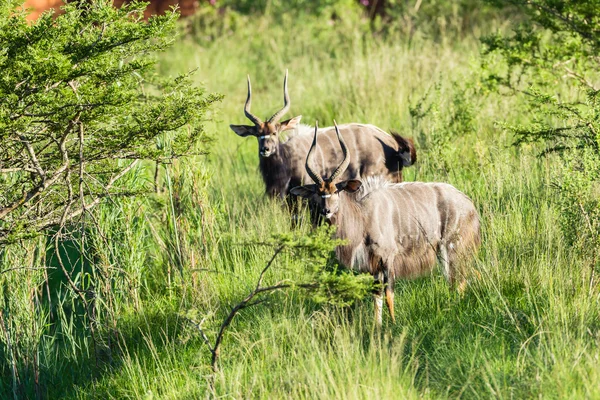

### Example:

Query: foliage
xmin=481 ymin=0 xmax=600 ymax=250
xmin=201 ymin=0 xmax=508 ymax=39
xmin=269 ymin=226 xmax=375 ymax=306
xmin=356 ymin=0 xmax=512 ymax=38
xmin=0 ymin=1 xmax=220 ymax=397
xmin=0 ymin=0 xmax=221 ymax=244
xmin=409 ymin=80 xmax=479 ymax=175
xmin=216 ymin=0 xmax=358 ymax=16
xmin=183 ymin=226 xmax=374 ymax=376
xmin=558 ymin=148 xmax=600 ymax=251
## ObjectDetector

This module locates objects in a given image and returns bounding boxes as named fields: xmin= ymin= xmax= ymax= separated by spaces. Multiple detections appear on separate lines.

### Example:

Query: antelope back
xmin=357 ymin=180 xmax=480 ymax=276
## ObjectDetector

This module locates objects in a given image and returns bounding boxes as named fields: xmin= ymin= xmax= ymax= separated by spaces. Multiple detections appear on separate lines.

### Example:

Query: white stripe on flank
xmin=375 ymin=297 xmax=383 ymax=326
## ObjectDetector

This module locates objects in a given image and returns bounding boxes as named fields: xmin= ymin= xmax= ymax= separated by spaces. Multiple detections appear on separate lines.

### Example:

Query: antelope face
xmin=317 ymin=182 xmax=338 ymax=219
xmin=290 ymin=119 xmax=361 ymax=220
xmin=230 ymin=117 xmax=302 ymax=158
xmin=229 ymin=71 xmax=301 ymax=158
xmin=291 ymin=180 xmax=362 ymax=220
xmin=258 ymin=124 xmax=279 ymax=157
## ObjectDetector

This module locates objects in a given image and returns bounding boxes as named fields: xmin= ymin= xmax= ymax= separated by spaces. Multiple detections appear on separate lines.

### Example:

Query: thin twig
xmin=0 ymin=115 xmax=79 ymax=220
xmin=0 ymin=167 xmax=39 ymax=174
xmin=184 ymin=316 xmax=213 ymax=351
xmin=563 ymin=66 xmax=599 ymax=91
xmin=525 ymin=1 xmax=597 ymax=42
xmin=210 ymin=245 xmax=285 ymax=371
xmin=38 ymin=160 xmax=139 ymax=231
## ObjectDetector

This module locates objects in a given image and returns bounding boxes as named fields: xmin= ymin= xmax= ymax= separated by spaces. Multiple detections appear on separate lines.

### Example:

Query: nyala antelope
xmin=291 ymin=123 xmax=481 ymax=325
xmin=229 ymin=71 xmax=416 ymax=200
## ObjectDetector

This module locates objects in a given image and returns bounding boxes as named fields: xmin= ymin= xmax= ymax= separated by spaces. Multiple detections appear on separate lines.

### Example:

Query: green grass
xmin=1 ymin=7 xmax=599 ymax=400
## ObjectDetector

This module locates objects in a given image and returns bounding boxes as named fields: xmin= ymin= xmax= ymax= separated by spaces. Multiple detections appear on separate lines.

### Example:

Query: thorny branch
xmin=562 ymin=66 xmax=599 ymax=91
xmin=0 ymin=157 xmax=140 ymax=244
xmin=185 ymin=243 xmax=320 ymax=386
xmin=184 ymin=244 xmax=288 ymax=390
xmin=209 ymin=245 xmax=285 ymax=371
xmin=0 ymin=115 xmax=79 ymax=221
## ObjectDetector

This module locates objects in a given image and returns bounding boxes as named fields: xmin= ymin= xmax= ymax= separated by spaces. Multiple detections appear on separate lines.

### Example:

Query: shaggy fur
xmin=233 ymin=122 xmax=416 ymax=198
xmin=282 ymin=123 xmax=314 ymax=141
xmin=292 ymin=125 xmax=480 ymax=324
xmin=313 ymin=176 xmax=481 ymax=324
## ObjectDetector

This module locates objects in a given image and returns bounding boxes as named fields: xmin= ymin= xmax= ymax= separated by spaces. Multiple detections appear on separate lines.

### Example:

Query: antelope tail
xmin=390 ymin=132 xmax=417 ymax=167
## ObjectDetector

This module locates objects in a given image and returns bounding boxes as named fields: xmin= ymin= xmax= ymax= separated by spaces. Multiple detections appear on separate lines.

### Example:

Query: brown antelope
xmin=229 ymin=71 xmax=416 ymax=199
xmin=291 ymin=123 xmax=481 ymax=325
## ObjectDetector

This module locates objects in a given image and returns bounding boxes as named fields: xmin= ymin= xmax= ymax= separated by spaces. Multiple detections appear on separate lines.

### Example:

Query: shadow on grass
xmin=48 ymin=301 xmax=189 ymax=399
xmin=0 ymin=233 xmax=196 ymax=399
xmin=1 ymin=234 xmax=562 ymax=400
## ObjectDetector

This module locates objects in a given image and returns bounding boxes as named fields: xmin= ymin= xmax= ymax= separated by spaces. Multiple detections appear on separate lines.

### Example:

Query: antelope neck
xmin=333 ymin=192 xmax=366 ymax=267
xmin=259 ymin=144 xmax=290 ymax=197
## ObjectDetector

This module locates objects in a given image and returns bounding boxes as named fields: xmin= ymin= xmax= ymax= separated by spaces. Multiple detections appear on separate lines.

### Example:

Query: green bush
xmin=376 ymin=0 xmax=506 ymax=36
xmin=0 ymin=0 xmax=221 ymax=245
xmin=482 ymin=0 xmax=600 ymax=254
xmin=0 ymin=1 xmax=221 ymax=396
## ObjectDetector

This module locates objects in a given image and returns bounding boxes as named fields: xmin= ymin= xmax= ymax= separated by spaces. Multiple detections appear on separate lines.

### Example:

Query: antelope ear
xmin=398 ymin=137 xmax=417 ymax=166
xmin=279 ymin=115 xmax=302 ymax=132
xmin=338 ymin=180 xmax=362 ymax=193
xmin=230 ymin=124 xmax=256 ymax=137
xmin=290 ymin=184 xmax=316 ymax=198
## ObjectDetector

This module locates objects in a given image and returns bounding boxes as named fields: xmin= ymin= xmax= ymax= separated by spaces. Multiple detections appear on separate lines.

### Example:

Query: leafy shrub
xmin=482 ymin=0 xmax=600 ymax=254
xmin=0 ymin=0 xmax=221 ymax=245
xmin=362 ymin=0 xmax=510 ymax=38
xmin=0 ymin=1 xmax=220 ymax=396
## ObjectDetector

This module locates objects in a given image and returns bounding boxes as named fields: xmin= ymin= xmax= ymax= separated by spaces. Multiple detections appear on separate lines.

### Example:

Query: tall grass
xmin=1 ymin=7 xmax=598 ymax=399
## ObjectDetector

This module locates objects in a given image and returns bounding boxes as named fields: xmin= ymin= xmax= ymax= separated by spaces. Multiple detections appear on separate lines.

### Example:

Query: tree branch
xmin=39 ymin=159 xmax=140 ymax=230
xmin=18 ymin=134 xmax=47 ymax=180
xmin=210 ymin=245 xmax=285 ymax=371
xmin=525 ymin=1 xmax=598 ymax=42
xmin=0 ymin=115 xmax=79 ymax=220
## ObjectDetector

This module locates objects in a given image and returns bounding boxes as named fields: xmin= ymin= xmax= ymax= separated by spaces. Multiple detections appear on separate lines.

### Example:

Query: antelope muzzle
xmin=259 ymin=136 xmax=275 ymax=157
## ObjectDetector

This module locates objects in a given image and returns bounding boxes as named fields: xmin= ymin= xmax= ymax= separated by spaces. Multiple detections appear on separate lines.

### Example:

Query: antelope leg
xmin=385 ymin=285 xmax=395 ymax=323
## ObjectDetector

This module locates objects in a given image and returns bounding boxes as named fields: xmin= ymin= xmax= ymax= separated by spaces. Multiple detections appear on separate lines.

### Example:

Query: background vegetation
xmin=1 ymin=0 xmax=598 ymax=398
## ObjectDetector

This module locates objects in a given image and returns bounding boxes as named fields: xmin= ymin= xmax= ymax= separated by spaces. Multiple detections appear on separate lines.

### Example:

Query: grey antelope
xmin=229 ymin=71 xmax=416 ymax=199
xmin=291 ymin=123 xmax=481 ymax=325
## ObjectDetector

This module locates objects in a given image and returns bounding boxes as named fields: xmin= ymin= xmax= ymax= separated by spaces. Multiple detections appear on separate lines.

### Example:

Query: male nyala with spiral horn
xmin=229 ymin=71 xmax=417 ymax=199
xmin=291 ymin=122 xmax=481 ymax=325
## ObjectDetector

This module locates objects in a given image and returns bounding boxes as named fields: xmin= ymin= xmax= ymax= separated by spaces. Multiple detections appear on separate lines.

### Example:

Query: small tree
xmin=0 ymin=2 xmax=220 ymax=396
xmin=0 ymin=0 xmax=221 ymax=245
